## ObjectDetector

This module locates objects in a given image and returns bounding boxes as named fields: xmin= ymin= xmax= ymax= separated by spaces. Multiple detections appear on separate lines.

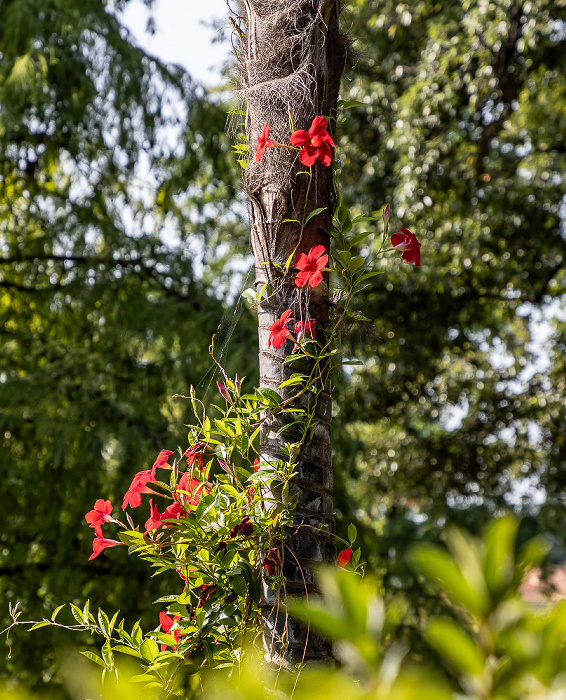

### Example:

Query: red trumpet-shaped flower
xmin=176 ymin=473 xmax=208 ymax=507
xmin=150 ymin=449 xmax=174 ymax=478
xmin=295 ymin=245 xmax=328 ymax=288
xmin=390 ymin=227 xmax=421 ymax=266
xmin=89 ymin=534 xmax=125 ymax=561
xmin=85 ymin=499 xmax=114 ymax=536
xmin=255 ymin=123 xmax=275 ymax=162
xmin=290 ymin=116 xmax=334 ymax=167
xmin=122 ymin=469 xmax=157 ymax=510
xmin=268 ymin=309 xmax=293 ymax=349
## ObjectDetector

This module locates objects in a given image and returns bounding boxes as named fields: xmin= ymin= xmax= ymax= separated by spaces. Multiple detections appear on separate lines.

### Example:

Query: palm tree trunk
xmin=236 ymin=0 xmax=346 ymax=666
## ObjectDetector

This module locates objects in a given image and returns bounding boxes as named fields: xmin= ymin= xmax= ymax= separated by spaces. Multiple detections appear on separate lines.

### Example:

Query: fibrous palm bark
xmin=235 ymin=0 xmax=347 ymax=666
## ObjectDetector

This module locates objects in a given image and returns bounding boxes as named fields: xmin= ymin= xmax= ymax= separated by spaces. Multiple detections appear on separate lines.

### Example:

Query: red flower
xmin=231 ymin=515 xmax=254 ymax=538
xmin=122 ymin=470 xmax=156 ymax=510
xmin=255 ymin=123 xmax=275 ymax=162
xmin=144 ymin=499 xmax=164 ymax=533
xmin=294 ymin=319 xmax=316 ymax=348
xmin=159 ymin=611 xmax=183 ymax=651
xmin=253 ymin=458 xmax=261 ymax=472
xmin=150 ymin=449 xmax=174 ymax=479
xmin=268 ymin=309 xmax=293 ymax=349
xmin=85 ymin=499 xmax=113 ymax=533
xmin=294 ymin=245 xmax=328 ymax=288
xmin=390 ymin=227 xmax=421 ymax=266
xmin=89 ymin=534 xmax=125 ymax=561
xmin=337 ymin=548 xmax=352 ymax=568
xmin=263 ymin=547 xmax=280 ymax=576
xmin=163 ymin=501 xmax=186 ymax=520
xmin=176 ymin=473 xmax=207 ymax=507
xmin=185 ymin=441 xmax=206 ymax=470
xmin=290 ymin=116 xmax=335 ymax=167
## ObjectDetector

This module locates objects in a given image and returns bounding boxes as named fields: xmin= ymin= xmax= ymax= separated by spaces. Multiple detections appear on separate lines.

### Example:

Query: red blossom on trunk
xmin=89 ymin=534 xmax=125 ymax=561
xmin=185 ymin=441 xmax=207 ymax=470
xmin=290 ymin=116 xmax=335 ymax=166
xmin=176 ymin=473 xmax=208 ymax=507
xmin=85 ymin=499 xmax=114 ymax=533
xmin=255 ymin=123 xmax=275 ymax=162
xmin=263 ymin=547 xmax=280 ymax=576
xmin=121 ymin=470 xmax=157 ymax=510
xmin=268 ymin=309 xmax=293 ymax=349
xmin=293 ymin=319 xmax=316 ymax=352
xmin=150 ymin=449 xmax=175 ymax=478
xmin=159 ymin=611 xmax=183 ymax=651
xmin=390 ymin=227 xmax=421 ymax=266
xmin=230 ymin=515 xmax=254 ymax=538
xmin=294 ymin=245 xmax=328 ymax=288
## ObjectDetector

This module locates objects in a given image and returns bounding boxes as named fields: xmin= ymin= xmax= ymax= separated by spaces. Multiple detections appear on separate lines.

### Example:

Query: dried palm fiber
xmin=232 ymin=0 xmax=348 ymax=666
xmin=234 ymin=0 xmax=348 ymax=284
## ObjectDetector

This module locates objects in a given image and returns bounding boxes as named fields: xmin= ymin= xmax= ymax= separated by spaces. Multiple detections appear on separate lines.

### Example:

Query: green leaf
xmin=351 ymin=215 xmax=376 ymax=224
xmin=350 ymin=230 xmax=373 ymax=245
xmin=80 ymin=650 xmax=106 ymax=668
xmin=256 ymin=387 xmax=281 ymax=406
xmin=483 ymin=515 xmax=518 ymax=599
xmin=290 ymin=601 xmax=353 ymax=641
xmin=70 ymin=603 xmax=85 ymax=625
xmin=29 ymin=620 xmax=51 ymax=631
xmin=140 ymin=638 xmax=159 ymax=663
xmin=408 ymin=544 xmax=490 ymax=618
xmin=51 ymin=605 xmax=65 ymax=622
xmin=278 ymin=374 xmax=307 ymax=389
xmin=356 ymin=271 xmax=381 ymax=282
xmin=425 ymin=618 xmax=485 ymax=676
xmin=153 ymin=595 xmax=179 ymax=604
xmin=349 ymin=256 xmax=365 ymax=271
xmin=131 ymin=620 xmax=143 ymax=649
xmin=111 ymin=644 xmax=143 ymax=659
xmin=338 ymin=99 xmax=364 ymax=110
xmin=241 ymin=288 xmax=257 ymax=305
xmin=285 ymin=248 xmax=297 ymax=272
xmin=98 ymin=608 xmax=111 ymax=638
xmin=305 ymin=207 xmax=327 ymax=224
xmin=348 ymin=523 xmax=357 ymax=544
xmin=229 ymin=574 xmax=248 ymax=598
xmin=101 ymin=640 xmax=114 ymax=668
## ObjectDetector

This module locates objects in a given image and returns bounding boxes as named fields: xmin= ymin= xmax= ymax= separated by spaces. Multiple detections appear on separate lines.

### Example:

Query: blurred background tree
xmin=0 ymin=0 xmax=252 ymax=693
xmin=1 ymin=0 xmax=565 ymax=694
xmin=333 ymin=0 xmax=565 ymax=610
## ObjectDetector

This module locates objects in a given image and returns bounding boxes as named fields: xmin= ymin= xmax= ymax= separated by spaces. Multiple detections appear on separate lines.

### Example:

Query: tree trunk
xmin=236 ymin=0 xmax=346 ymax=666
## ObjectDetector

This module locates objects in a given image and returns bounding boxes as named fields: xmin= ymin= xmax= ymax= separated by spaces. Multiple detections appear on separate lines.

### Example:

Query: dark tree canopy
xmin=0 ymin=0 xmax=252 ymax=691
xmin=333 ymin=0 xmax=565 ymax=591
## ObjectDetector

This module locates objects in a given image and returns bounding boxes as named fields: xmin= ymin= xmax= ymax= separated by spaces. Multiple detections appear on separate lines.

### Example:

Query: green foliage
xmin=333 ymin=0 xmax=566 ymax=609
xmin=8 ymin=516 xmax=566 ymax=699
xmin=0 ymin=0 xmax=252 ymax=692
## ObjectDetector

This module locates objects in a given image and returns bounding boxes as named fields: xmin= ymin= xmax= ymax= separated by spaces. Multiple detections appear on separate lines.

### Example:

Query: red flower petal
xmin=289 ymin=129 xmax=310 ymax=147
xmin=298 ymin=145 xmax=319 ymax=166
xmin=337 ymin=548 xmax=352 ymax=568
xmin=309 ymin=116 xmax=328 ymax=137
xmin=317 ymin=141 xmax=333 ymax=167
